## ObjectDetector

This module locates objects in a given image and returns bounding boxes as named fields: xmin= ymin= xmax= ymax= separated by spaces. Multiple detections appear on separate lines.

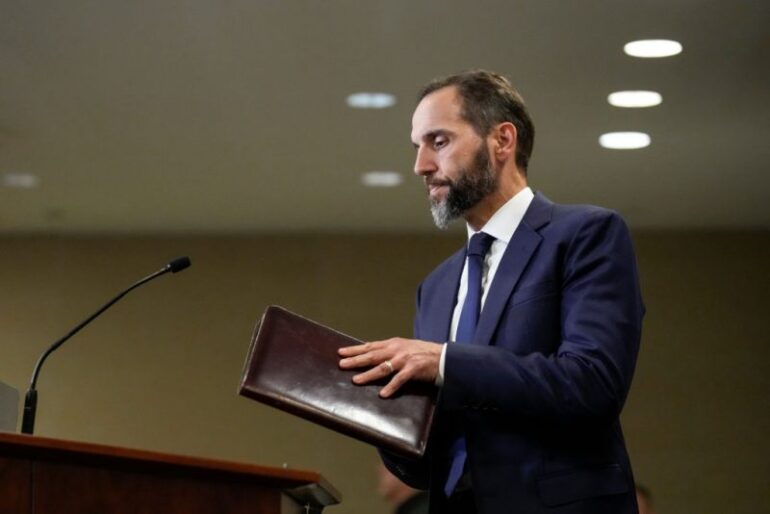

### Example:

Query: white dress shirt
xmin=436 ymin=186 xmax=535 ymax=384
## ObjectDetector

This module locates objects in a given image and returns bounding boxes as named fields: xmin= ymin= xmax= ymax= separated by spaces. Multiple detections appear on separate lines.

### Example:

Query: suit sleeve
xmin=441 ymin=210 xmax=644 ymax=424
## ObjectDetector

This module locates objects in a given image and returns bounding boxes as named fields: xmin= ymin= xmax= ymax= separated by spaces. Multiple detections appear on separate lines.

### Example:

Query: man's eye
xmin=434 ymin=138 xmax=448 ymax=149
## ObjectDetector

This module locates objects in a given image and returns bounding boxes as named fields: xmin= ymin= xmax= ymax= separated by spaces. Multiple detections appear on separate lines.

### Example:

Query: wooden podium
xmin=0 ymin=432 xmax=340 ymax=513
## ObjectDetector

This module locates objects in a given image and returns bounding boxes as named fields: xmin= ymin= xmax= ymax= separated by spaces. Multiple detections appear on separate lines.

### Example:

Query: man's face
xmin=411 ymin=87 xmax=498 ymax=229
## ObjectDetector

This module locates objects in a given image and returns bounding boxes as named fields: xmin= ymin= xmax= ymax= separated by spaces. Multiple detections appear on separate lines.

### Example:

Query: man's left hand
xmin=338 ymin=338 xmax=443 ymax=398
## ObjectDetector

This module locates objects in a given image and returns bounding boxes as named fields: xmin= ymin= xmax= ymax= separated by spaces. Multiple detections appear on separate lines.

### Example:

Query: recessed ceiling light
xmin=2 ymin=172 xmax=40 ymax=189
xmin=607 ymin=90 xmax=662 ymax=108
xmin=346 ymin=92 xmax=397 ymax=109
xmin=361 ymin=171 xmax=402 ymax=187
xmin=599 ymin=132 xmax=651 ymax=150
xmin=624 ymin=39 xmax=682 ymax=58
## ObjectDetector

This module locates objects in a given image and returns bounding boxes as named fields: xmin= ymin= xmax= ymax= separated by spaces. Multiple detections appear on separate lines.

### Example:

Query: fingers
xmin=351 ymin=358 xmax=398 ymax=385
xmin=379 ymin=369 xmax=412 ymax=398
xmin=340 ymin=339 xmax=402 ymax=385
xmin=338 ymin=338 xmax=442 ymax=397
xmin=337 ymin=341 xmax=376 ymax=358
xmin=338 ymin=343 xmax=389 ymax=370
xmin=379 ymin=352 xmax=440 ymax=397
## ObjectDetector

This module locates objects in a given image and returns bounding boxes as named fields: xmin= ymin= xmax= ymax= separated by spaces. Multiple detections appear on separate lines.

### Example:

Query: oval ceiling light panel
xmin=624 ymin=39 xmax=682 ymax=58
xmin=346 ymin=92 xmax=397 ymax=109
xmin=599 ymin=132 xmax=651 ymax=150
xmin=2 ymin=172 xmax=40 ymax=189
xmin=608 ymin=90 xmax=662 ymax=108
xmin=361 ymin=171 xmax=402 ymax=187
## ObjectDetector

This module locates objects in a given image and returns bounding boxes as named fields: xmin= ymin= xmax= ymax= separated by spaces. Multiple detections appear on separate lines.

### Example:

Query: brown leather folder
xmin=239 ymin=305 xmax=436 ymax=458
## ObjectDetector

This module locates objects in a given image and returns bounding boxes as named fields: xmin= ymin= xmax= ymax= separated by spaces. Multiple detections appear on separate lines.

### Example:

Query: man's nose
xmin=413 ymin=147 xmax=437 ymax=177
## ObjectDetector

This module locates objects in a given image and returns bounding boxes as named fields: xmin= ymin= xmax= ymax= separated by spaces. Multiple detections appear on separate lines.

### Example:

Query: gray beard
xmin=429 ymin=146 xmax=497 ymax=229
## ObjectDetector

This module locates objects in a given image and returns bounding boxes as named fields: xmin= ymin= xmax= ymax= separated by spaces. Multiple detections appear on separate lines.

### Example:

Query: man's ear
xmin=491 ymin=122 xmax=517 ymax=161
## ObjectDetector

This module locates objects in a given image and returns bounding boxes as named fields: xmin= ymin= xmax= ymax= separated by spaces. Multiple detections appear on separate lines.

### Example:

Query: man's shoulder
xmin=534 ymin=193 xmax=628 ymax=234
xmin=538 ymin=192 xmax=617 ymax=219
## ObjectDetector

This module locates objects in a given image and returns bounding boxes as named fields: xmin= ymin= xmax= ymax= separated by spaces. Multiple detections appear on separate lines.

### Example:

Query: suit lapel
xmin=424 ymin=248 xmax=466 ymax=343
xmin=474 ymin=192 xmax=553 ymax=346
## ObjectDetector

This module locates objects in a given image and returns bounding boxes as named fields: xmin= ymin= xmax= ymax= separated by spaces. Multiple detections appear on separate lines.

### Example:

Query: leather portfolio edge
xmin=238 ymin=306 xmax=435 ymax=459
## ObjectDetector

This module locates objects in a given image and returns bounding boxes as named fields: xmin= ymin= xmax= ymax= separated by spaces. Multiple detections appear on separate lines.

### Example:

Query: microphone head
xmin=168 ymin=256 xmax=191 ymax=273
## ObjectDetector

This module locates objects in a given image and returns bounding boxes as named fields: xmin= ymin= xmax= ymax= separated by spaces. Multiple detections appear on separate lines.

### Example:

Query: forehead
xmin=410 ymin=86 xmax=470 ymax=143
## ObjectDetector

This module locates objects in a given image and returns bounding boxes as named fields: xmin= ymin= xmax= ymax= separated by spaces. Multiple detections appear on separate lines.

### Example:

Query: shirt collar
xmin=466 ymin=186 xmax=535 ymax=244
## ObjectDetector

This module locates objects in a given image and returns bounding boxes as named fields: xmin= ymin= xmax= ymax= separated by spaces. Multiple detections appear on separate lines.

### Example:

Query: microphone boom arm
xmin=20 ymin=257 xmax=190 ymax=435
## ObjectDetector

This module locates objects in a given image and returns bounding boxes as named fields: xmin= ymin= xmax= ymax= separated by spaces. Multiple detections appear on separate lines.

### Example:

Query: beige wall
xmin=1 ymin=232 xmax=768 ymax=513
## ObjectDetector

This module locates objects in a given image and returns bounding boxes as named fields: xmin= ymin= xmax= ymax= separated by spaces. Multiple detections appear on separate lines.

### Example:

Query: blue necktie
xmin=444 ymin=231 xmax=495 ymax=497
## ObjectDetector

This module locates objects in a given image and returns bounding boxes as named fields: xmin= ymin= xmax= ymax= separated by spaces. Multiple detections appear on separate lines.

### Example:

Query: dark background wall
xmin=1 ymin=231 xmax=768 ymax=513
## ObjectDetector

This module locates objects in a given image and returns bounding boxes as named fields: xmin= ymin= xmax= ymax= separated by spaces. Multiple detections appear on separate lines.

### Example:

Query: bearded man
xmin=340 ymin=70 xmax=644 ymax=514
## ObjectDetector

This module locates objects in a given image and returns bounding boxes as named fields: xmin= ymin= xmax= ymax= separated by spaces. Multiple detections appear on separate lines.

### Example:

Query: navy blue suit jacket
xmin=383 ymin=193 xmax=644 ymax=513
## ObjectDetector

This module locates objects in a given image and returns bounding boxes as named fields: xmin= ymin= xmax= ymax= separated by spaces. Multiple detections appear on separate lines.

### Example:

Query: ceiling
xmin=1 ymin=0 xmax=768 ymax=235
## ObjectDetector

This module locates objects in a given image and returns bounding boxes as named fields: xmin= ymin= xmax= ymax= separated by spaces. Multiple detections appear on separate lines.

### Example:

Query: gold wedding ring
xmin=383 ymin=360 xmax=394 ymax=374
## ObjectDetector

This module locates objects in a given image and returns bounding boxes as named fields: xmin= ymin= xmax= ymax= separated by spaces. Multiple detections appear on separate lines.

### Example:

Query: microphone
xmin=20 ymin=256 xmax=192 ymax=435
xmin=166 ymin=256 xmax=191 ymax=273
